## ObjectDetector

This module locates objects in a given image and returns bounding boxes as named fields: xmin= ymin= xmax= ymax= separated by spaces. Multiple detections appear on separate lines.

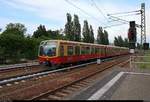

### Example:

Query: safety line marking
xmin=88 ymin=72 xmax=124 ymax=100
xmin=125 ymin=71 xmax=150 ymax=76
xmin=88 ymin=71 xmax=150 ymax=100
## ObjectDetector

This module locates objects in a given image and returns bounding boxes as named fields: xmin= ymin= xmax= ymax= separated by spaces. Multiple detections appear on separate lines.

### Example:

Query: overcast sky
xmin=0 ymin=0 xmax=149 ymax=43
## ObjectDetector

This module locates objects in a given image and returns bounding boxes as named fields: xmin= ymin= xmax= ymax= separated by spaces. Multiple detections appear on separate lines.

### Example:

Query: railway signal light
xmin=128 ymin=21 xmax=137 ymax=50
xmin=128 ymin=21 xmax=137 ymax=42
xmin=143 ymin=43 xmax=149 ymax=50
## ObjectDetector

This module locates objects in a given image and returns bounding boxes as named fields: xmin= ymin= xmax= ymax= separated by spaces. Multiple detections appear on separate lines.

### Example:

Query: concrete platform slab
xmin=110 ymin=73 xmax=150 ymax=100
xmin=71 ymin=71 xmax=122 ymax=100
xmin=71 ymin=71 xmax=150 ymax=100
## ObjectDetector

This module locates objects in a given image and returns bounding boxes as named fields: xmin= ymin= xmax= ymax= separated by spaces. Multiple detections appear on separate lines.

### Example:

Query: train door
xmin=100 ymin=46 xmax=104 ymax=57
xmin=59 ymin=43 xmax=67 ymax=64
xmin=67 ymin=44 xmax=75 ymax=63
xmin=59 ymin=44 xmax=64 ymax=57
xmin=75 ymin=44 xmax=80 ymax=62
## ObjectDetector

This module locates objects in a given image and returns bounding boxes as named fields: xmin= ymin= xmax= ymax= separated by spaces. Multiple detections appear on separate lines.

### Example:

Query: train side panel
xmin=38 ymin=40 xmax=129 ymax=66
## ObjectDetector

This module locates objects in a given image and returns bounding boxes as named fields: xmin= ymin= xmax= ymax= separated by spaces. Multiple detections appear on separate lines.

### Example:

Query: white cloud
xmin=0 ymin=17 xmax=39 ymax=34
xmin=1 ymin=0 xmax=150 ymax=43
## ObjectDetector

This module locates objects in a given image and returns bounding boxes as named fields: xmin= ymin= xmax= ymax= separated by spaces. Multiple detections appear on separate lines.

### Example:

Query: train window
xmin=81 ymin=47 xmax=86 ymax=54
xmin=67 ymin=46 xmax=74 ymax=56
xmin=95 ymin=48 xmax=99 ymax=54
xmin=108 ymin=48 xmax=110 ymax=54
xmin=86 ymin=47 xmax=90 ymax=54
xmin=41 ymin=43 xmax=57 ymax=57
xmin=102 ymin=47 xmax=105 ymax=55
xmin=107 ymin=48 xmax=109 ymax=54
xmin=60 ymin=46 xmax=64 ymax=56
xmin=99 ymin=48 xmax=101 ymax=54
xmin=109 ymin=48 xmax=111 ymax=54
xmin=115 ymin=48 xmax=117 ymax=53
xmin=75 ymin=46 xmax=80 ymax=55
xmin=98 ymin=47 xmax=100 ymax=54
xmin=91 ymin=47 xmax=95 ymax=54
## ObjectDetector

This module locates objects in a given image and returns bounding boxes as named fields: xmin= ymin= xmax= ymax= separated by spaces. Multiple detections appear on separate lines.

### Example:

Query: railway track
xmin=0 ymin=55 xmax=130 ymax=100
xmin=0 ymin=55 xmax=128 ymax=86
xmin=0 ymin=62 xmax=54 ymax=81
xmin=0 ymin=62 xmax=96 ymax=86
xmin=30 ymin=56 xmax=129 ymax=100
xmin=0 ymin=62 xmax=39 ymax=72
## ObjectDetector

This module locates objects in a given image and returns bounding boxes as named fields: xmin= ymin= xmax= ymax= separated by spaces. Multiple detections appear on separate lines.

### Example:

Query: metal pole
xmin=141 ymin=3 xmax=146 ymax=53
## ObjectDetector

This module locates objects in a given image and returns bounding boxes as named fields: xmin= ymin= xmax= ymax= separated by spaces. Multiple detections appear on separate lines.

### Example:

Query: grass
xmin=138 ymin=63 xmax=150 ymax=69
xmin=137 ymin=50 xmax=150 ymax=69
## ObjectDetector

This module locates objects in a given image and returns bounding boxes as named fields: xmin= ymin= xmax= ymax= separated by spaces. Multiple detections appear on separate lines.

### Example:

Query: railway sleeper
xmin=66 ymin=87 xmax=78 ymax=91
xmin=55 ymin=92 xmax=68 ymax=97
xmin=72 ymin=84 xmax=85 ymax=88
xmin=61 ymin=89 xmax=73 ymax=94
xmin=48 ymin=95 xmax=62 ymax=100
xmin=70 ymin=85 xmax=82 ymax=89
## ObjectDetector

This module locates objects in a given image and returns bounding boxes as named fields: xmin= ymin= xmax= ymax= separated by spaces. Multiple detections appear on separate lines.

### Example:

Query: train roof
xmin=40 ymin=40 xmax=129 ymax=49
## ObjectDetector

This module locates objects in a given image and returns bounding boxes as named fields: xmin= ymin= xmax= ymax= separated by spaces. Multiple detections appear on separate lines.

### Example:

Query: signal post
xmin=128 ymin=21 xmax=137 ymax=53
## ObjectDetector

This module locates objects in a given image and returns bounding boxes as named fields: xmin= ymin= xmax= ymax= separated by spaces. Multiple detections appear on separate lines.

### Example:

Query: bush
xmin=0 ymin=34 xmax=43 ymax=64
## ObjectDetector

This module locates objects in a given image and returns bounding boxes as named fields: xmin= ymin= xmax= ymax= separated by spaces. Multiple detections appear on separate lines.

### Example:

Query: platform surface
xmin=111 ymin=73 xmax=150 ymax=100
xmin=71 ymin=71 xmax=150 ymax=100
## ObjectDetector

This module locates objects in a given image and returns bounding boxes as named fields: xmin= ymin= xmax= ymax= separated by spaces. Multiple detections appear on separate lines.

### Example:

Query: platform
xmin=71 ymin=71 xmax=150 ymax=100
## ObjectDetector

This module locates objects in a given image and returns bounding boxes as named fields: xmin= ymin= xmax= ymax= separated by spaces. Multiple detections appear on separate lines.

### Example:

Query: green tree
xmin=23 ymin=38 xmax=41 ymax=60
xmin=114 ymin=37 xmax=119 ymax=46
xmin=2 ymin=23 xmax=27 ymax=37
xmin=97 ymin=27 xmax=104 ymax=44
xmin=124 ymin=38 xmax=129 ymax=47
xmin=114 ymin=36 xmax=128 ymax=47
xmin=89 ymin=25 xmax=95 ymax=43
xmin=137 ymin=43 xmax=141 ymax=49
xmin=0 ymin=34 xmax=25 ymax=63
xmin=64 ymin=13 xmax=73 ymax=41
xmin=33 ymin=25 xmax=48 ymax=38
xmin=82 ymin=20 xmax=90 ymax=43
xmin=118 ymin=36 xmax=124 ymax=46
xmin=103 ymin=30 xmax=109 ymax=45
xmin=72 ymin=14 xmax=81 ymax=41
xmin=47 ymin=30 xmax=65 ymax=40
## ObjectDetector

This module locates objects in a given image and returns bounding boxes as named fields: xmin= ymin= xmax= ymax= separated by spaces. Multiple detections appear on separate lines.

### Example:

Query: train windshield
xmin=39 ymin=42 xmax=57 ymax=57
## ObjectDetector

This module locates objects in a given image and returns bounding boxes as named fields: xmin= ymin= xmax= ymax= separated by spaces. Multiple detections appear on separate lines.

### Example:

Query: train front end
xmin=38 ymin=40 xmax=59 ymax=66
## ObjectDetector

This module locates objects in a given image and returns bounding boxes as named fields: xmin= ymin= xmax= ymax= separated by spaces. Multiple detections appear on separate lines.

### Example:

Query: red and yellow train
xmin=38 ymin=40 xmax=129 ymax=66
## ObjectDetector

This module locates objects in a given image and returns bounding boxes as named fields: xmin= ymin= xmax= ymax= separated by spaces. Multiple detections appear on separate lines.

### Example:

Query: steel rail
xmin=30 ymin=57 xmax=129 ymax=100
xmin=0 ymin=62 xmax=39 ymax=71
xmin=0 ymin=61 xmax=96 ymax=86
xmin=0 ymin=56 xmax=128 ymax=86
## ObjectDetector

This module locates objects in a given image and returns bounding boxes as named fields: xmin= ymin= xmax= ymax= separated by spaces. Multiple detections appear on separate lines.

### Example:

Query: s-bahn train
xmin=38 ymin=40 xmax=129 ymax=67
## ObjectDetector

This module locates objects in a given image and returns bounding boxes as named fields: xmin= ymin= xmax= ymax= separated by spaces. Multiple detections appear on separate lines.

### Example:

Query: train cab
xmin=38 ymin=40 xmax=59 ymax=66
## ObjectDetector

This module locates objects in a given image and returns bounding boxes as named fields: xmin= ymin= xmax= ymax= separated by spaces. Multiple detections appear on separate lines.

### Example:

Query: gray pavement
xmin=71 ymin=71 xmax=121 ymax=100
xmin=70 ymin=69 xmax=150 ymax=100
xmin=111 ymin=74 xmax=150 ymax=100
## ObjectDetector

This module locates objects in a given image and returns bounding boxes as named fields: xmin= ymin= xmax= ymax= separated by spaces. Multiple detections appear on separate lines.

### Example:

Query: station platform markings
xmin=71 ymin=71 xmax=150 ymax=100
xmin=88 ymin=71 xmax=150 ymax=100
xmin=88 ymin=72 xmax=124 ymax=100
xmin=125 ymin=71 xmax=150 ymax=76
